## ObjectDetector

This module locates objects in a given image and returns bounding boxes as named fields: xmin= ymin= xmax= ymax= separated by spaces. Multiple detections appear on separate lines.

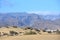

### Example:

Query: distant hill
xmin=0 ymin=12 xmax=60 ymax=30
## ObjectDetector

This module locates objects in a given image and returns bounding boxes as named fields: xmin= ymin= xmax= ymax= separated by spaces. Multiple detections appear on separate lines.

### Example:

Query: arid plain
xmin=0 ymin=27 xmax=60 ymax=40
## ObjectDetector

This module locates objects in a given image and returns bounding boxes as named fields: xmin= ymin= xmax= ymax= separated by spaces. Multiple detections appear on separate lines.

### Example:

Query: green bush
xmin=24 ymin=31 xmax=36 ymax=35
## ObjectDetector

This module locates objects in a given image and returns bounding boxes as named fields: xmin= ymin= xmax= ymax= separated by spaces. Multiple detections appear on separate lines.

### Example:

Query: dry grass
xmin=0 ymin=35 xmax=60 ymax=40
xmin=0 ymin=27 xmax=60 ymax=40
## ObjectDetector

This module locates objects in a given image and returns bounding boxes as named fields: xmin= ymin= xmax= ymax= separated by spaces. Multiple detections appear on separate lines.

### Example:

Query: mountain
xmin=0 ymin=12 xmax=60 ymax=30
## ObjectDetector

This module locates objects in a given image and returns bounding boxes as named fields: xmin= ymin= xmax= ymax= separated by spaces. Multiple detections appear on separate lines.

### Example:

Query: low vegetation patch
xmin=12 ymin=26 xmax=18 ymax=28
xmin=42 ymin=30 xmax=46 ymax=32
xmin=34 ymin=28 xmax=40 ymax=33
xmin=47 ymin=31 xmax=52 ymax=34
xmin=24 ymin=27 xmax=33 ymax=30
xmin=9 ymin=31 xmax=18 ymax=36
xmin=24 ymin=31 xmax=37 ymax=35
xmin=56 ymin=29 xmax=60 ymax=34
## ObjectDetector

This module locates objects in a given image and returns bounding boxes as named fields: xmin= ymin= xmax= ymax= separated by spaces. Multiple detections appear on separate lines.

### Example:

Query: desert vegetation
xmin=24 ymin=27 xmax=33 ymax=30
xmin=24 ymin=30 xmax=37 ymax=35
xmin=0 ymin=27 xmax=60 ymax=36
xmin=0 ymin=26 xmax=60 ymax=40
xmin=12 ymin=26 xmax=18 ymax=28
xmin=55 ymin=29 xmax=60 ymax=34
xmin=9 ymin=31 xmax=18 ymax=36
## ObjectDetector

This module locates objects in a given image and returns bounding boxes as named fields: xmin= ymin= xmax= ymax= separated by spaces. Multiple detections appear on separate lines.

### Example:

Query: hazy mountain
xmin=0 ymin=12 xmax=60 ymax=30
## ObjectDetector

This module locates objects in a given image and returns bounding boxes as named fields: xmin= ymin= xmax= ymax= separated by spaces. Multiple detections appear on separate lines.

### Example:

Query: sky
xmin=0 ymin=0 xmax=60 ymax=15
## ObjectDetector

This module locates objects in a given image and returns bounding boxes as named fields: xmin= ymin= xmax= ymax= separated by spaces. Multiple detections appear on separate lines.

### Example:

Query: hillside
xmin=0 ymin=12 xmax=60 ymax=30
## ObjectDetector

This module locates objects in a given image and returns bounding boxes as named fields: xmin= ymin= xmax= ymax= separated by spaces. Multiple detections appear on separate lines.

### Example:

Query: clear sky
xmin=0 ymin=0 xmax=60 ymax=14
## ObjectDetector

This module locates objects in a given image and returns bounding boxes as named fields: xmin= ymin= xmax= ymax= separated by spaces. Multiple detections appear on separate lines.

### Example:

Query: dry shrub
xmin=56 ymin=29 xmax=60 ymax=34
xmin=24 ymin=31 xmax=36 ymax=35
xmin=9 ymin=31 xmax=18 ymax=36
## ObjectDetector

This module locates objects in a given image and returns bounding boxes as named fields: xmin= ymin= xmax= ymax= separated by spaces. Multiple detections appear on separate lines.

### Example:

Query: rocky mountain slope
xmin=0 ymin=12 xmax=60 ymax=30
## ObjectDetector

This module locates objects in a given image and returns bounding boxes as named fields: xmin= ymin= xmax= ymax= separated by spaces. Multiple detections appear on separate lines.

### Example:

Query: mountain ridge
xmin=0 ymin=12 xmax=60 ymax=30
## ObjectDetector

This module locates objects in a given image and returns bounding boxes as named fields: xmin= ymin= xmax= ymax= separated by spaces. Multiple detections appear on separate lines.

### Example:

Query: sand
xmin=0 ymin=35 xmax=60 ymax=40
xmin=0 ymin=27 xmax=60 ymax=40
